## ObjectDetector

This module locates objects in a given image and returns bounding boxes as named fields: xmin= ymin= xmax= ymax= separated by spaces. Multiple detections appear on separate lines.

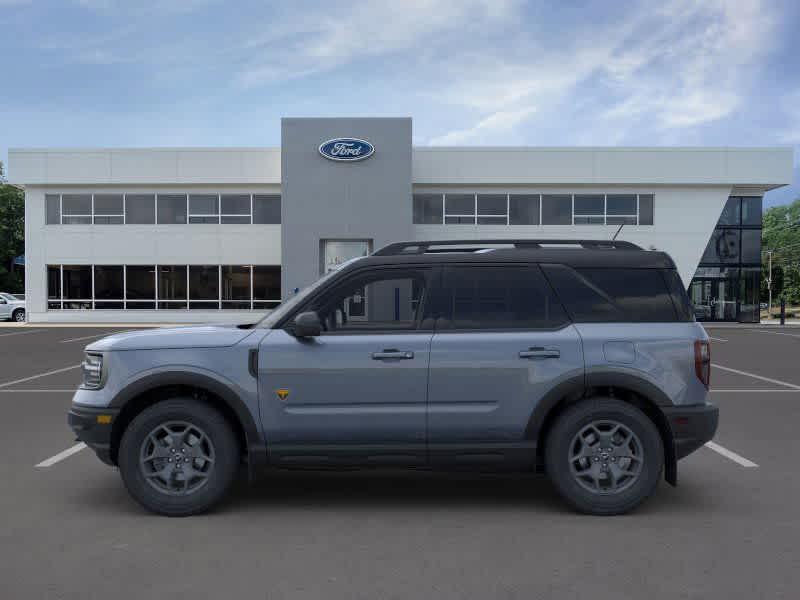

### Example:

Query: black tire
xmin=118 ymin=398 xmax=240 ymax=516
xmin=12 ymin=309 xmax=25 ymax=322
xmin=545 ymin=398 xmax=664 ymax=515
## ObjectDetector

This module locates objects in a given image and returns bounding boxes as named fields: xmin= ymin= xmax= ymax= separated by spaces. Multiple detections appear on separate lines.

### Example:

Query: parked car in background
xmin=0 ymin=293 xmax=26 ymax=322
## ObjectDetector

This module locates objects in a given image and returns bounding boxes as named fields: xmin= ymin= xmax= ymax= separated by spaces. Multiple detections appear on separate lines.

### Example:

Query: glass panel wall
xmin=47 ymin=265 xmax=280 ymax=310
xmin=690 ymin=196 xmax=762 ymax=322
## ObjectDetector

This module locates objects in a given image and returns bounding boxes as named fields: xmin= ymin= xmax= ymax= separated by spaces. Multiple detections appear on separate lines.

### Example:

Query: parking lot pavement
xmin=1 ymin=326 xmax=800 ymax=599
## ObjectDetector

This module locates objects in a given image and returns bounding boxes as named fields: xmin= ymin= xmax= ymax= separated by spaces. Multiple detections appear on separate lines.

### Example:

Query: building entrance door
xmin=689 ymin=278 xmax=738 ymax=321
xmin=320 ymin=239 xmax=373 ymax=322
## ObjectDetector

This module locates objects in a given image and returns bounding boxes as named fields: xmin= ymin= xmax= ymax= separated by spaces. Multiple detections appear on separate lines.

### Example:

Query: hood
xmin=85 ymin=324 xmax=258 ymax=352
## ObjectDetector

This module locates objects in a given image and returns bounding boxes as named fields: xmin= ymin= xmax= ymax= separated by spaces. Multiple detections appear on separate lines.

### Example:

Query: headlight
xmin=82 ymin=353 xmax=104 ymax=389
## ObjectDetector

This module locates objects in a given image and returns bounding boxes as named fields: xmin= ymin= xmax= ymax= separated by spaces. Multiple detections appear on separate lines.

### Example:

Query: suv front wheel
xmin=118 ymin=398 xmax=240 ymax=516
xmin=545 ymin=398 xmax=664 ymax=515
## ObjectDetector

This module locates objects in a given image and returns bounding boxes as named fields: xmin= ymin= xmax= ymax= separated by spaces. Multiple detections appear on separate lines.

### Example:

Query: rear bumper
xmin=663 ymin=402 xmax=719 ymax=460
xmin=68 ymin=405 xmax=120 ymax=466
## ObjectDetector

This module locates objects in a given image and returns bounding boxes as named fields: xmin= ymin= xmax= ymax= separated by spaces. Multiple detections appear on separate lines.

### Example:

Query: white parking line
xmin=59 ymin=333 xmax=113 ymax=344
xmin=704 ymin=441 xmax=758 ymax=468
xmin=712 ymin=363 xmax=800 ymax=390
xmin=0 ymin=389 xmax=75 ymax=393
xmin=0 ymin=364 xmax=82 ymax=389
xmin=35 ymin=443 xmax=87 ymax=468
xmin=711 ymin=389 xmax=800 ymax=393
xmin=0 ymin=329 xmax=43 ymax=338
xmin=747 ymin=329 xmax=800 ymax=339
xmin=707 ymin=336 xmax=728 ymax=342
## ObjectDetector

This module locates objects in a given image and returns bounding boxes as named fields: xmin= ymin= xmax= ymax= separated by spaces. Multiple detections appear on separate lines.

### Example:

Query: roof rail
xmin=373 ymin=239 xmax=642 ymax=256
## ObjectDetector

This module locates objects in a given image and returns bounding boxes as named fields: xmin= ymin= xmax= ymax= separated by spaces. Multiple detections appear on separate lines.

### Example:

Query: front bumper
xmin=68 ymin=404 xmax=120 ymax=466
xmin=663 ymin=402 xmax=719 ymax=460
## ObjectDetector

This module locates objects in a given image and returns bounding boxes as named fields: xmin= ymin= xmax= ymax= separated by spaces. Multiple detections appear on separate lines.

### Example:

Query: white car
xmin=0 ymin=293 xmax=26 ymax=322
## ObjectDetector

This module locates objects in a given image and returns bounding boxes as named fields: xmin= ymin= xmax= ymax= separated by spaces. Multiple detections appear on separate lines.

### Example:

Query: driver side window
xmin=312 ymin=270 xmax=428 ymax=333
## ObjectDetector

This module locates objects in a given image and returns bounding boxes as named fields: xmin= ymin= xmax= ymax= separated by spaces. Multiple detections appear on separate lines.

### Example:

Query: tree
xmin=0 ymin=161 xmax=25 ymax=293
xmin=762 ymin=197 xmax=800 ymax=305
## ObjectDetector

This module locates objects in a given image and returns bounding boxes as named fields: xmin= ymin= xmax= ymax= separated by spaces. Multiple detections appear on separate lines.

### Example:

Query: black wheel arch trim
xmin=109 ymin=370 xmax=267 ymax=477
xmin=526 ymin=369 xmax=678 ymax=486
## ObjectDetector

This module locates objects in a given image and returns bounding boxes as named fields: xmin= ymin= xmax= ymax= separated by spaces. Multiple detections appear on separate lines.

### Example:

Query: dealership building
xmin=8 ymin=117 xmax=794 ymax=324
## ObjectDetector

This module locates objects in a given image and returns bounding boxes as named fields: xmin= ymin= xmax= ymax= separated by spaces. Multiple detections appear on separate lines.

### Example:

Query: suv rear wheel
xmin=118 ymin=398 xmax=239 ymax=516
xmin=545 ymin=398 xmax=663 ymax=515
xmin=12 ymin=308 xmax=25 ymax=322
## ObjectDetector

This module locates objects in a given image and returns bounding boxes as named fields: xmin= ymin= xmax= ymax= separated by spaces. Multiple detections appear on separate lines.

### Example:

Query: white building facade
xmin=8 ymin=117 xmax=794 ymax=324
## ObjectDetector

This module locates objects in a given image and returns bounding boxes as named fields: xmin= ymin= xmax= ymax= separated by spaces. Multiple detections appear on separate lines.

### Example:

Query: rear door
xmin=426 ymin=264 xmax=584 ymax=467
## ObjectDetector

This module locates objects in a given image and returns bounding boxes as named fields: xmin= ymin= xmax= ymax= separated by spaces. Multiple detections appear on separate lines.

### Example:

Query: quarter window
xmin=543 ymin=265 xmax=680 ymax=322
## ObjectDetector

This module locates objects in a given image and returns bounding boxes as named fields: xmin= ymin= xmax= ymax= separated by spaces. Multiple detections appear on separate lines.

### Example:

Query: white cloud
xmin=428 ymin=0 xmax=779 ymax=144
xmin=429 ymin=107 xmax=536 ymax=145
xmin=237 ymin=0 xmax=519 ymax=87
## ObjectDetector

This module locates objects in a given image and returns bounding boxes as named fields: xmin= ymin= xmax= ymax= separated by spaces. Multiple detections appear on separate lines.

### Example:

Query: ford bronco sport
xmin=68 ymin=239 xmax=718 ymax=516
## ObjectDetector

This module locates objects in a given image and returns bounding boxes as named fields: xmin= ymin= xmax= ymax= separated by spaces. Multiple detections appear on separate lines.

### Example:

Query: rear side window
xmin=438 ymin=266 xmax=568 ymax=330
xmin=662 ymin=269 xmax=694 ymax=322
xmin=542 ymin=265 xmax=680 ymax=322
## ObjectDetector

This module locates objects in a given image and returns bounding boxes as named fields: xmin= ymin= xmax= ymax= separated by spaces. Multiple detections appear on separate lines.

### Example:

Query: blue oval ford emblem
xmin=318 ymin=138 xmax=375 ymax=162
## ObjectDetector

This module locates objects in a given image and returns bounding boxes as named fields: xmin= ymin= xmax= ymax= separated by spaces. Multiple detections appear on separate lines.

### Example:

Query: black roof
xmin=351 ymin=239 xmax=676 ymax=270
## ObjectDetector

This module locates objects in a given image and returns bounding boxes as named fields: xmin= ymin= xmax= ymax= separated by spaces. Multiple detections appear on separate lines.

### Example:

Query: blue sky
xmin=1 ymin=0 xmax=798 ymax=207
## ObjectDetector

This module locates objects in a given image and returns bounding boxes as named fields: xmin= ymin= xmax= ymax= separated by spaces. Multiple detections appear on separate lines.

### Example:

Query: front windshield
xmin=257 ymin=257 xmax=365 ymax=328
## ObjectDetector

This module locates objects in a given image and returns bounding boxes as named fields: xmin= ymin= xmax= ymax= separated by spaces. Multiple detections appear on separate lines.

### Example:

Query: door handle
xmin=372 ymin=349 xmax=414 ymax=360
xmin=519 ymin=347 xmax=560 ymax=359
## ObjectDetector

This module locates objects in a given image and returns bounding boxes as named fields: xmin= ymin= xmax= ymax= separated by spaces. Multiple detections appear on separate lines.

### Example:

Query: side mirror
xmin=292 ymin=311 xmax=322 ymax=338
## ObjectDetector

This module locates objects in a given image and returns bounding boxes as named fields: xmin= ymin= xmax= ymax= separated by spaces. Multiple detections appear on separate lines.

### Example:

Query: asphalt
xmin=0 ymin=324 xmax=798 ymax=599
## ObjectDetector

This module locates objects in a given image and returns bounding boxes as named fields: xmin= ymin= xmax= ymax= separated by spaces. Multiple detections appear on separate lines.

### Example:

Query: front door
xmin=259 ymin=266 xmax=434 ymax=465
xmin=689 ymin=278 xmax=738 ymax=321
xmin=426 ymin=265 xmax=584 ymax=467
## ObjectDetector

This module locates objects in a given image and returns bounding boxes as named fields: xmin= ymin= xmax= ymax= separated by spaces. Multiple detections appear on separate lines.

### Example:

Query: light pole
xmin=767 ymin=250 xmax=773 ymax=314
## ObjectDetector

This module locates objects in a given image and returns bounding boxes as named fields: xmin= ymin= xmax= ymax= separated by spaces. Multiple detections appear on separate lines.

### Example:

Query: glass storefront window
xmin=739 ymin=268 xmax=760 ymax=323
xmin=691 ymin=195 xmax=763 ymax=322
xmin=717 ymin=197 xmax=741 ymax=225
xmin=740 ymin=229 xmax=762 ymax=264
xmin=689 ymin=268 xmax=739 ymax=321
xmin=701 ymin=229 xmax=741 ymax=263
xmin=741 ymin=197 xmax=762 ymax=226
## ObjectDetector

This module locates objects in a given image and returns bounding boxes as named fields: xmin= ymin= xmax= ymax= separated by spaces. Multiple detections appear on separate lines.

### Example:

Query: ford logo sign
xmin=318 ymin=138 xmax=375 ymax=162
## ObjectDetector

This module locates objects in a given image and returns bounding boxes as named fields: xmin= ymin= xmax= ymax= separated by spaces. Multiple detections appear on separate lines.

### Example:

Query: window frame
xmin=282 ymin=265 xmax=436 ymax=335
xmin=434 ymin=263 xmax=570 ymax=332
xmin=414 ymin=192 xmax=655 ymax=227
xmin=46 ymin=264 xmax=281 ymax=311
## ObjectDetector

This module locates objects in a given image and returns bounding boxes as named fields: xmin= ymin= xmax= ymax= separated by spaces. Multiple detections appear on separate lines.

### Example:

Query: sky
xmin=1 ymin=0 xmax=798 ymax=207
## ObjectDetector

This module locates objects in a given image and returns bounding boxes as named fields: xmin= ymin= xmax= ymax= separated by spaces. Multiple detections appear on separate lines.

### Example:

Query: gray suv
xmin=69 ymin=240 xmax=718 ymax=516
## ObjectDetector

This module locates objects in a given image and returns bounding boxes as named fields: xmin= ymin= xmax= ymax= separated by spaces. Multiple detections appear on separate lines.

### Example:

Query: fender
xmin=524 ymin=373 xmax=586 ymax=441
xmin=584 ymin=368 xmax=675 ymax=406
xmin=110 ymin=369 xmax=267 ymax=475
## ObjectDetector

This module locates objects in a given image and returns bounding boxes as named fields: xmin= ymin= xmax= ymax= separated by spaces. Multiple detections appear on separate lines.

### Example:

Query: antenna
xmin=612 ymin=223 xmax=625 ymax=241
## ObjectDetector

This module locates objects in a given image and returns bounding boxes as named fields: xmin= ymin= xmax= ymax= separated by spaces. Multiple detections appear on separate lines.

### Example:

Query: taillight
xmin=694 ymin=340 xmax=710 ymax=388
